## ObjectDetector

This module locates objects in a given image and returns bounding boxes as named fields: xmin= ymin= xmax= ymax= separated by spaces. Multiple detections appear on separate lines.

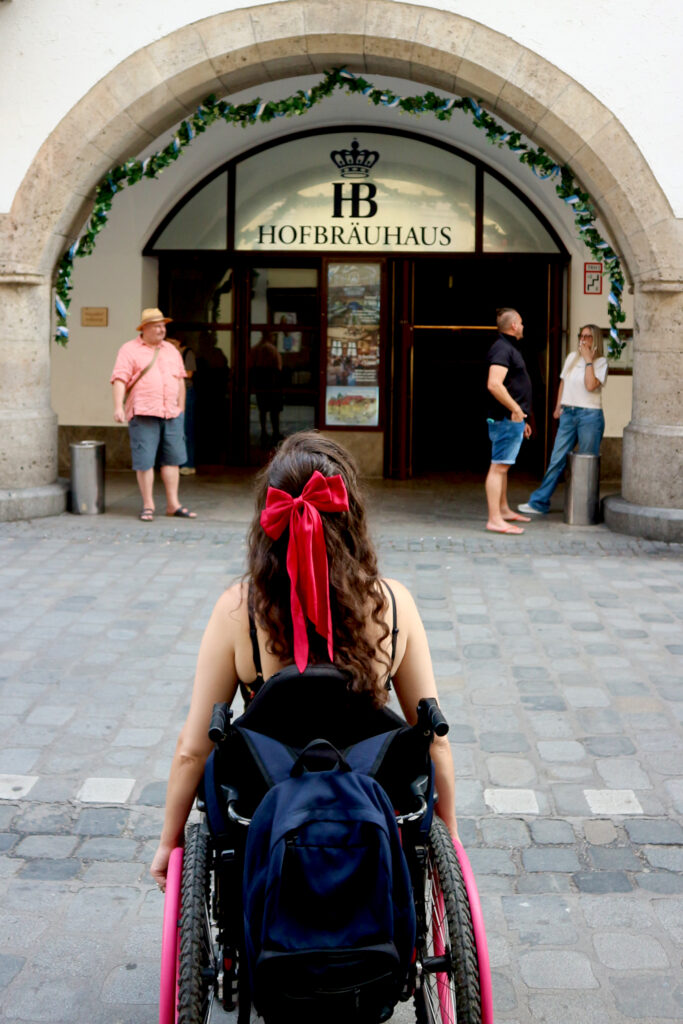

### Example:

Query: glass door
xmin=158 ymin=254 xmax=235 ymax=467
xmin=247 ymin=266 xmax=319 ymax=462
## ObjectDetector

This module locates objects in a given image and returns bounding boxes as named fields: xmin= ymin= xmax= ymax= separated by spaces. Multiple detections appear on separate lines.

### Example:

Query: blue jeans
xmin=528 ymin=406 xmax=605 ymax=512
xmin=487 ymin=418 xmax=525 ymax=464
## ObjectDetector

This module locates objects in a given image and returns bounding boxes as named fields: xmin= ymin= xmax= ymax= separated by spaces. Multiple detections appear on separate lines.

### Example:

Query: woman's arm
xmin=387 ymin=580 xmax=459 ymax=841
xmin=150 ymin=584 xmax=244 ymax=888
xmin=553 ymin=380 xmax=564 ymax=418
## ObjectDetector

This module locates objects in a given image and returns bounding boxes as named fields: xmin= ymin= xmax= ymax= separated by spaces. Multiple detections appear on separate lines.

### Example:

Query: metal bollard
xmin=69 ymin=441 xmax=105 ymax=514
xmin=564 ymin=452 xmax=600 ymax=525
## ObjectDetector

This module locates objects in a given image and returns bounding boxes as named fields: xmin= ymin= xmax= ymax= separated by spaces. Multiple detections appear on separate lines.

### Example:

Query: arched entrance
xmin=144 ymin=125 xmax=568 ymax=477
xmin=1 ymin=1 xmax=680 ymax=536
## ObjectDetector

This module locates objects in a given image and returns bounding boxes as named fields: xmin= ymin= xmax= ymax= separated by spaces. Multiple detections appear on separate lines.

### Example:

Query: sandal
xmin=139 ymin=508 xmax=155 ymax=522
xmin=166 ymin=507 xmax=197 ymax=518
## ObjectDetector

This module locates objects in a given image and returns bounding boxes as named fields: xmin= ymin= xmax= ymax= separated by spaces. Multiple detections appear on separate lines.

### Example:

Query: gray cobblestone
xmin=77 ymin=838 xmax=140 ymax=860
xmin=529 ymin=819 xmax=575 ymax=845
xmin=18 ymin=858 xmax=82 ymax=879
xmin=573 ymin=871 xmax=633 ymax=893
xmin=520 ymin=949 xmax=598 ymax=989
xmin=522 ymin=847 xmax=581 ymax=872
xmin=587 ymin=845 xmax=642 ymax=870
xmin=611 ymin=975 xmax=683 ymax=1020
xmin=634 ymin=871 xmax=683 ymax=893
xmin=502 ymin=894 xmax=577 ymax=944
xmin=625 ymin=818 xmax=683 ymax=844
xmin=14 ymin=834 xmax=78 ymax=858
xmin=479 ymin=817 xmax=530 ymax=848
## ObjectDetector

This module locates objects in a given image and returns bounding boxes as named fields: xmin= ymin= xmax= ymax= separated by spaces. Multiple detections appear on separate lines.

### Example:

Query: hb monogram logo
xmin=330 ymin=140 xmax=380 ymax=218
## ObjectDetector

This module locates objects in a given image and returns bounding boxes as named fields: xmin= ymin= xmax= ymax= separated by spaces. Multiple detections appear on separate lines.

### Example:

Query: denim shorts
xmin=128 ymin=414 xmax=187 ymax=471
xmin=487 ymin=417 xmax=525 ymax=465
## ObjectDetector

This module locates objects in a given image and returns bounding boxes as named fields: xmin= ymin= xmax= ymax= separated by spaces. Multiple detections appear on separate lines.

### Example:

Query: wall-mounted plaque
xmin=81 ymin=307 xmax=109 ymax=327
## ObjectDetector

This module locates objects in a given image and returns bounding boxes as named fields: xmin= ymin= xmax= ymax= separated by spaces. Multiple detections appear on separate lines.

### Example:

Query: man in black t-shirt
xmin=484 ymin=308 xmax=533 ymax=534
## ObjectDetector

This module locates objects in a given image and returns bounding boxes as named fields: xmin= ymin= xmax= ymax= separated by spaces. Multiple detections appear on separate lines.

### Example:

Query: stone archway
xmin=1 ymin=0 xmax=681 ymax=535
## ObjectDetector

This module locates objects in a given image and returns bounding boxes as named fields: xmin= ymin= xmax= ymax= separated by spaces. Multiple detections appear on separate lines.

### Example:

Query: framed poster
xmin=325 ymin=262 xmax=382 ymax=427
xmin=326 ymin=386 xmax=380 ymax=427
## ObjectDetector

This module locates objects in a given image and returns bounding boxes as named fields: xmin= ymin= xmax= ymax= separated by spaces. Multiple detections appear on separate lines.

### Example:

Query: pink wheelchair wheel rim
xmin=159 ymin=847 xmax=183 ymax=1024
xmin=452 ymin=839 xmax=494 ymax=1024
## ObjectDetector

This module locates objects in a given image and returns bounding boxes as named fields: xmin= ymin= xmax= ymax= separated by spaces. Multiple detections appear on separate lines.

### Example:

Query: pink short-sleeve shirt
xmin=110 ymin=337 xmax=186 ymax=420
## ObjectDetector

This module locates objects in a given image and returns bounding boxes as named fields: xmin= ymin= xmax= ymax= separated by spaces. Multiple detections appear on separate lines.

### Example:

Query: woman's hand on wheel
xmin=151 ymin=842 xmax=174 ymax=891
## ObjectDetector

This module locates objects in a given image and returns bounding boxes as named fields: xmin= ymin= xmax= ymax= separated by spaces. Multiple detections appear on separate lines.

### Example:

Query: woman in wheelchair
xmin=151 ymin=431 xmax=492 ymax=1024
xmin=151 ymin=430 xmax=457 ymax=888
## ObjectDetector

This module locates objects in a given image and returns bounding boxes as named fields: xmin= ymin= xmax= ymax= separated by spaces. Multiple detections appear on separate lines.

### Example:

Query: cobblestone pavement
xmin=0 ymin=472 xmax=681 ymax=1023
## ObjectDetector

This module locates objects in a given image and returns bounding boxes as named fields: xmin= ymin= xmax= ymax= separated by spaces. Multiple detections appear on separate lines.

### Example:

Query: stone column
xmin=0 ymin=274 xmax=67 ymax=520
xmin=604 ymin=284 xmax=683 ymax=541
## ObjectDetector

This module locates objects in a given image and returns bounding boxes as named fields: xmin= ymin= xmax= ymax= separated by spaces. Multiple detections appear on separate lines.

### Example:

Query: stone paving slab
xmin=0 ymin=475 xmax=681 ymax=1023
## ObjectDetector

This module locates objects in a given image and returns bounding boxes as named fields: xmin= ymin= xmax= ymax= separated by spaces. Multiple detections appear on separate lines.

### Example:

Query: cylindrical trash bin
xmin=564 ymin=452 xmax=600 ymax=525
xmin=70 ymin=441 xmax=105 ymax=514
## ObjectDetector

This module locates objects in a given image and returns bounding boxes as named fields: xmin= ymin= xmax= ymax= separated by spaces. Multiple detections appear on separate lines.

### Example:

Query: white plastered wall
xmin=49 ymin=74 xmax=633 ymax=434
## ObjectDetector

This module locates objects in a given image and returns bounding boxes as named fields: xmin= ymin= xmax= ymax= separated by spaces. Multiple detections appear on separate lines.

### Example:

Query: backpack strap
xmin=239 ymin=726 xmax=401 ymax=789
xmin=343 ymin=730 xmax=401 ymax=777
xmin=238 ymin=727 xmax=298 ymax=788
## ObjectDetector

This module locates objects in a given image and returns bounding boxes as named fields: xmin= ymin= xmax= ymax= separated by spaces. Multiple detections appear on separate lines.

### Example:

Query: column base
xmin=0 ymin=479 xmax=68 ymax=522
xmin=603 ymin=493 xmax=683 ymax=544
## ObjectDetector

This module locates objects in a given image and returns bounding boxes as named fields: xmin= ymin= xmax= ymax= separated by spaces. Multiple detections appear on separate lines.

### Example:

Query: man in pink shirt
xmin=111 ymin=308 xmax=197 ymax=522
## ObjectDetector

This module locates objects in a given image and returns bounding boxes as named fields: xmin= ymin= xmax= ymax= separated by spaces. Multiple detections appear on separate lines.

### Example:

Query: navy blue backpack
xmin=240 ymin=728 xmax=417 ymax=1024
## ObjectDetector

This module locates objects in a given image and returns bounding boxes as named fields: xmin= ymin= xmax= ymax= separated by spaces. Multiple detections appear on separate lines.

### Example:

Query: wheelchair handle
xmin=227 ymin=801 xmax=251 ymax=827
xmin=416 ymin=697 xmax=449 ymax=737
xmin=395 ymin=796 xmax=428 ymax=825
xmin=209 ymin=702 xmax=231 ymax=744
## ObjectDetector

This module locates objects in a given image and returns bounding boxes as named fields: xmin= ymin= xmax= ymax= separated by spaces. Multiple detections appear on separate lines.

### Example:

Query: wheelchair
xmin=159 ymin=665 xmax=493 ymax=1024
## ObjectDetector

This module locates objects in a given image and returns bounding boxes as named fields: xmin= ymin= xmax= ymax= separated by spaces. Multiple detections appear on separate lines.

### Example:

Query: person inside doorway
xmin=484 ymin=307 xmax=533 ymax=535
xmin=111 ymin=308 xmax=198 ymax=522
xmin=168 ymin=336 xmax=197 ymax=476
xmin=250 ymin=332 xmax=284 ymax=447
xmin=518 ymin=324 xmax=607 ymax=515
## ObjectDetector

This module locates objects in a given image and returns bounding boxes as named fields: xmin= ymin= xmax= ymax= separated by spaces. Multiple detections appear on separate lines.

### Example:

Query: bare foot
xmin=502 ymin=511 xmax=531 ymax=523
xmin=486 ymin=522 xmax=524 ymax=535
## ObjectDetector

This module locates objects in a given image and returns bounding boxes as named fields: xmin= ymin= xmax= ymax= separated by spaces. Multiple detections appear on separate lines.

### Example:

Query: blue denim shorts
xmin=487 ymin=417 xmax=525 ymax=465
xmin=128 ymin=414 xmax=187 ymax=472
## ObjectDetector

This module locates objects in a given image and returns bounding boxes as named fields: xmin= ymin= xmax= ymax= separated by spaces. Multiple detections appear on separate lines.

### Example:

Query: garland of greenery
xmin=54 ymin=66 xmax=626 ymax=356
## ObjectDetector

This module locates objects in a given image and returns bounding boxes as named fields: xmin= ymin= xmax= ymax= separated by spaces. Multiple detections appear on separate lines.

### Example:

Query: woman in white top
xmin=519 ymin=325 xmax=608 ymax=515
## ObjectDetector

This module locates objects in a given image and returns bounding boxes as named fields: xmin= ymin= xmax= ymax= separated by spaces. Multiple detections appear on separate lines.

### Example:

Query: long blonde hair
xmin=566 ymin=324 xmax=604 ymax=373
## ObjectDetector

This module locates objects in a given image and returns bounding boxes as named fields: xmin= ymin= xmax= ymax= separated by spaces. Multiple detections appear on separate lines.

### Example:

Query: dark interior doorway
xmin=407 ymin=257 xmax=566 ymax=476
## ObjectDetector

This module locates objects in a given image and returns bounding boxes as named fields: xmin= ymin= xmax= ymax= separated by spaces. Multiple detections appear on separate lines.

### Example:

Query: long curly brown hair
xmin=246 ymin=431 xmax=391 ymax=704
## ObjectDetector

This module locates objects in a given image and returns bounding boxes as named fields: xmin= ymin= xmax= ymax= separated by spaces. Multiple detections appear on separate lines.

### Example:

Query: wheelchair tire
xmin=177 ymin=823 xmax=218 ymax=1024
xmin=415 ymin=818 xmax=481 ymax=1024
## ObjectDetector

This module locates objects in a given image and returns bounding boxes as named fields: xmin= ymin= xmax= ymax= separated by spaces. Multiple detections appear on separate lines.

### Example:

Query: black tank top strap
xmin=382 ymin=580 xmax=398 ymax=691
xmin=240 ymin=583 xmax=265 ymax=704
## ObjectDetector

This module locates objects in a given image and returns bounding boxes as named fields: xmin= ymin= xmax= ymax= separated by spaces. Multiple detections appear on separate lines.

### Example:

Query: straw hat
xmin=137 ymin=308 xmax=172 ymax=331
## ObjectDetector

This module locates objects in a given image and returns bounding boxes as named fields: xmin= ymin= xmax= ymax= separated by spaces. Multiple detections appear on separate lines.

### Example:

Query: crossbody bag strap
xmin=124 ymin=345 xmax=160 ymax=405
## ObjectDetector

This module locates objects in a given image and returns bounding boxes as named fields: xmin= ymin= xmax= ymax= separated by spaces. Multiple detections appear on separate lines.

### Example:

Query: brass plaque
xmin=81 ymin=307 xmax=109 ymax=327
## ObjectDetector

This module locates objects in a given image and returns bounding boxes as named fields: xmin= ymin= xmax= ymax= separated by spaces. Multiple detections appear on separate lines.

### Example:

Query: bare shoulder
xmin=213 ymin=581 xmax=248 ymax=621
xmin=381 ymin=578 xmax=420 ymax=620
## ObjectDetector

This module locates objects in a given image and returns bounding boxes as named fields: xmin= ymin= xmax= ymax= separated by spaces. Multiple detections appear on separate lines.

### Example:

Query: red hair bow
xmin=260 ymin=470 xmax=349 ymax=672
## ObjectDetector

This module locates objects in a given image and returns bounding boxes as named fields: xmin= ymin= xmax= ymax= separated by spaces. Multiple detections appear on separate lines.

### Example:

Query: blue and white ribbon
xmin=55 ymin=295 xmax=68 ymax=319
xmin=254 ymin=100 xmax=268 ymax=119
xmin=56 ymin=325 xmax=69 ymax=340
